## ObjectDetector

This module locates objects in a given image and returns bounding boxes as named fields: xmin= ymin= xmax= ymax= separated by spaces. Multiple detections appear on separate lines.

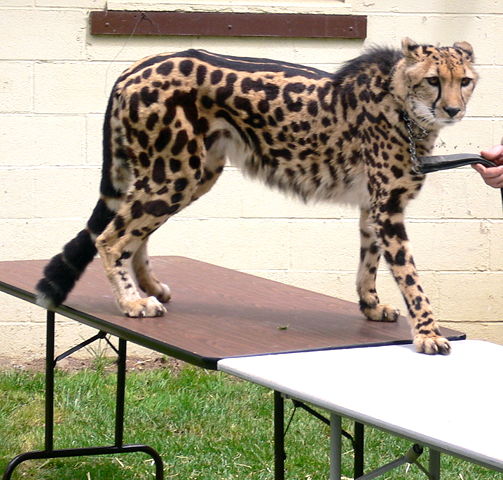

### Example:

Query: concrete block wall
xmin=0 ymin=1 xmax=502 ymax=359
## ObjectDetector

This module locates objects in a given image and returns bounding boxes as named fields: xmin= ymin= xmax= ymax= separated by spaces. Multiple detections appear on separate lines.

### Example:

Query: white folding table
xmin=218 ymin=340 xmax=503 ymax=479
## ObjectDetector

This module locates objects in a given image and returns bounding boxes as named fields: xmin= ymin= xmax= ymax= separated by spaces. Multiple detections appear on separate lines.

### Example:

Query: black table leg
xmin=2 ymin=311 xmax=164 ymax=480
xmin=45 ymin=310 xmax=55 ymax=452
xmin=354 ymin=422 xmax=364 ymax=477
xmin=274 ymin=391 xmax=285 ymax=480
xmin=115 ymin=338 xmax=127 ymax=448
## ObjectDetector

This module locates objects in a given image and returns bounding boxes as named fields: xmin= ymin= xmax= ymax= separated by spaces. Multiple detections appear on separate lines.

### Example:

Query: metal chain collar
xmin=401 ymin=111 xmax=430 ymax=174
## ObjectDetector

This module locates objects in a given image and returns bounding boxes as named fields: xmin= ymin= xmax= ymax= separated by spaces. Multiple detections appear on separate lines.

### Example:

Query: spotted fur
xmin=36 ymin=37 xmax=477 ymax=354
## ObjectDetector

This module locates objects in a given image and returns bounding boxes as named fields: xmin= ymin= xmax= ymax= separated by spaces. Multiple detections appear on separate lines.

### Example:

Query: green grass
xmin=0 ymin=362 xmax=499 ymax=480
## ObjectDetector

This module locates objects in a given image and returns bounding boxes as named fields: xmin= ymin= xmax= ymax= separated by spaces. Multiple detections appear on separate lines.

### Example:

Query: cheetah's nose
xmin=443 ymin=106 xmax=461 ymax=118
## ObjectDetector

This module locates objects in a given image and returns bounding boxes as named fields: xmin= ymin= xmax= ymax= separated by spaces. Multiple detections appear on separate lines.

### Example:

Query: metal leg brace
xmin=2 ymin=311 xmax=164 ymax=480
xmin=274 ymin=394 xmax=364 ymax=480
xmin=330 ymin=413 xmax=441 ymax=480
xmin=274 ymin=396 xmax=440 ymax=480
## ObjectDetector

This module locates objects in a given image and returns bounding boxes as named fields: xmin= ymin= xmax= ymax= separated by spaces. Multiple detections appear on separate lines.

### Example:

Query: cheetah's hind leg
xmin=357 ymin=208 xmax=400 ymax=322
xmin=95 ymin=207 xmax=168 ymax=318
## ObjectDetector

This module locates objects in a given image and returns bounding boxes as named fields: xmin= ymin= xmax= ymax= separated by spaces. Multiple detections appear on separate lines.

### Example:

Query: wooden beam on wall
xmin=90 ymin=11 xmax=367 ymax=39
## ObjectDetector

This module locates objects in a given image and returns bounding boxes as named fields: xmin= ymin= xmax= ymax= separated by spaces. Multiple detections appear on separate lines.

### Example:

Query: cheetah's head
xmin=392 ymin=38 xmax=478 ymax=130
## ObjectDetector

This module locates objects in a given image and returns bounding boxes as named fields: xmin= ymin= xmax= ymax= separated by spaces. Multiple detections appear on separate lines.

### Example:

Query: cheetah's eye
xmin=461 ymin=77 xmax=472 ymax=87
xmin=426 ymin=77 xmax=440 ymax=87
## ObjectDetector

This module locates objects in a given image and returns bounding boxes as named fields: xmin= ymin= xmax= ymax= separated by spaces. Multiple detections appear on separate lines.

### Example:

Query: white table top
xmin=218 ymin=340 xmax=503 ymax=471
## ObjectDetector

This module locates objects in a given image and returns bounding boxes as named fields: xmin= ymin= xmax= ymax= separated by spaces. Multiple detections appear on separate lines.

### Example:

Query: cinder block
xmin=431 ymin=118 xmax=491 ymax=155
xmin=353 ymin=0 xmax=503 ymax=14
xmin=488 ymin=221 xmax=503 ymax=270
xmin=148 ymin=217 xmax=292 ymax=270
xmin=0 ymin=311 xmax=191 ymax=360
xmin=34 ymin=62 xmax=126 ymax=114
xmin=2 ymin=3 xmax=502 ymax=360
xmin=1 ymin=0 xmax=32 ymax=6
xmin=1 ymin=167 xmax=100 ymax=219
xmin=0 ymin=323 xmax=47 ymax=359
xmin=436 ymin=272 xmax=503 ymax=322
xmin=407 ymin=220 xmax=490 ymax=271
xmin=0 ymin=115 xmax=86 ymax=166
xmin=0 ymin=294 xmax=40 ymax=323
xmin=287 ymin=219 xmax=360 ymax=271
xmin=86 ymin=113 xmax=105 ymax=166
xmin=243 ymin=270 xmax=361 ymax=305
xmin=409 ymin=169 xmax=503 ymax=220
xmin=467 ymin=67 xmax=503 ymax=117
xmin=407 ymin=175 xmax=449 ymax=219
xmin=86 ymin=33 xmax=361 ymax=69
xmin=0 ymin=9 xmax=86 ymax=60
xmin=85 ymin=35 xmax=198 ymax=63
xmin=441 ymin=321 xmax=503 ymax=345
xmin=0 ymin=62 xmax=33 ymax=113
xmin=366 ymin=14 xmax=494 ymax=65
xmin=235 ymin=169 xmax=359 ymax=220
xmin=201 ymin=169 xmax=356 ymax=220
xmin=492 ymin=119 xmax=503 ymax=145
xmin=0 ymin=218 xmax=85 ymax=261
xmin=36 ymin=0 xmax=106 ymax=7
xmin=177 ymin=169 xmax=242 ymax=219
xmin=106 ymin=0 xmax=352 ymax=15
xmin=197 ymin=37 xmax=362 ymax=67
xmin=171 ymin=169 xmax=359 ymax=221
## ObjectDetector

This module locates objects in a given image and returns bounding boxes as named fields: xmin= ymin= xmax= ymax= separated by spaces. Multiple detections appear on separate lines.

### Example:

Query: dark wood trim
xmin=90 ymin=11 xmax=367 ymax=39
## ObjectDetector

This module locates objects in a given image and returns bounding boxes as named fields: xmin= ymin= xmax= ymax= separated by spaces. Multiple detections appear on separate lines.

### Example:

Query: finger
xmin=480 ymin=144 xmax=503 ymax=162
xmin=483 ymin=166 xmax=503 ymax=179
xmin=488 ymin=171 xmax=503 ymax=188
xmin=471 ymin=163 xmax=485 ymax=174
xmin=481 ymin=169 xmax=503 ymax=188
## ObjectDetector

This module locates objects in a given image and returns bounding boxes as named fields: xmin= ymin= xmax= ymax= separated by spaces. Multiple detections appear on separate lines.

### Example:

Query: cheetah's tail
xmin=35 ymin=228 xmax=98 ymax=310
xmin=35 ymin=196 xmax=118 ymax=309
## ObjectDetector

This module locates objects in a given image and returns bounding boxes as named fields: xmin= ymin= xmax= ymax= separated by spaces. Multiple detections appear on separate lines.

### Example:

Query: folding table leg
xmin=330 ymin=413 xmax=342 ymax=480
xmin=429 ymin=449 xmax=441 ymax=480
xmin=45 ymin=310 xmax=56 ymax=452
xmin=115 ymin=338 xmax=127 ymax=447
xmin=2 ymin=311 xmax=164 ymax=480
xmin=274 ymin=391 xmax=286 ymax=480
xmin=354 ymin=421 xmax=365 ymax=477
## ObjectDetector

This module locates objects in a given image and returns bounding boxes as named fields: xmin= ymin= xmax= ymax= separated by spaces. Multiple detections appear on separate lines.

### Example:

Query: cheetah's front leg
xmin=357 ymin=207 xmax=400 ymax=322
xmin=370 ymin=206 xmax=450 ymax=355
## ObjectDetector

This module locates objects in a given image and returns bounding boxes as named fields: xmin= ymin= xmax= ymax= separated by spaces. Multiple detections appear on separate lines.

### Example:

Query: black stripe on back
xmin=169 ymin=49 xmax=331 ymax=79
xmin=119 ymin=49 xmax=331 ymax=82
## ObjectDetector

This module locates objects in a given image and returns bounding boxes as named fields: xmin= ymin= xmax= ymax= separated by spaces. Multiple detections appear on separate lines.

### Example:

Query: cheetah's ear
xmin=453 ymin=41 xmax=474 ymax=62
xmin=401 ymin=37 xmax=422 ymax=61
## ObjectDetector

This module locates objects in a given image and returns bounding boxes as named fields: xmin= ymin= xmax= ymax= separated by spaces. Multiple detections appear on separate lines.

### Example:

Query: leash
xmin=418 ymin=153 xmax=503 ymax=213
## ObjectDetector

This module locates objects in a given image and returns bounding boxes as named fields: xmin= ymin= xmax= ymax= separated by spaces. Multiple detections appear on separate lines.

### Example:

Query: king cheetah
xmin=36 ymin=38 xmax=477 ymax=355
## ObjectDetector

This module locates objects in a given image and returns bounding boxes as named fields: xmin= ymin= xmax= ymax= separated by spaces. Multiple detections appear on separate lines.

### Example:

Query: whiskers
xmin=410 ymin=101 xmax=437 ymax=128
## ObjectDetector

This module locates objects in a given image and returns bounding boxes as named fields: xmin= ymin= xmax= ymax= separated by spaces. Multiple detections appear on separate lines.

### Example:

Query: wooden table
xmin=0 ymin=256 xmax=465 ymax=479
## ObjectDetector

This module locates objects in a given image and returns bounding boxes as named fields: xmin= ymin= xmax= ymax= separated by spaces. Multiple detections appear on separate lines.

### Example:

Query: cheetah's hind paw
xmin=121 ymin=297 xmax=167 ymax=318
xmin=360 ymin=302 xmax=400 ymax=322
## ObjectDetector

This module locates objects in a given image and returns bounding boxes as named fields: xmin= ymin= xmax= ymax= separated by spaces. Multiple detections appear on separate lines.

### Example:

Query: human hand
xmin=480 ymin=144 xmax=503 ymax=165
xmin=472 ymin=145 xmax=503 ymax=188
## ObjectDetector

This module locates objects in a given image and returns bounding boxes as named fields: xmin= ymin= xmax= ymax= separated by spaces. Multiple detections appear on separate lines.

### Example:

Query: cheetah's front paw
xmin=121 ymin=297 xmax=167 ymax=318
xmin=414 ymin=333 xmax=451 ymax=355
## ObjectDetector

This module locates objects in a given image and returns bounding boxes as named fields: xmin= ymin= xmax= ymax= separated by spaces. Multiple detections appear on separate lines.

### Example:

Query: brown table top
xmin=0 ymin=256 xmax=464 ymax=369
